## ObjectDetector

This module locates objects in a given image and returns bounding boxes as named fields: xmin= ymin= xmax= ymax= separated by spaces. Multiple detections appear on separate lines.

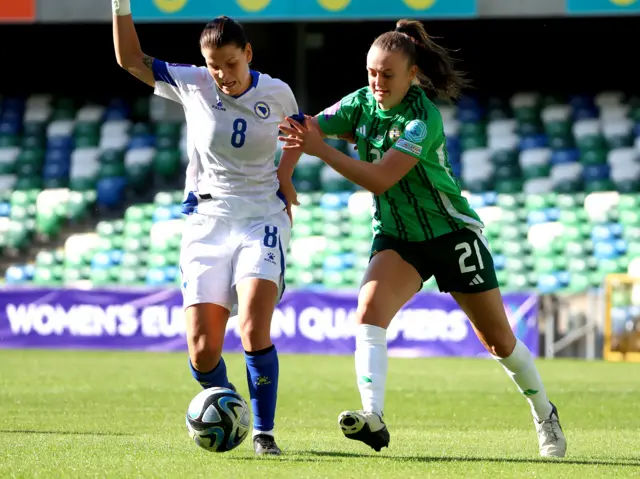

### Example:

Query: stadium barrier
xmin=604 ymin=274 xmax=640 ymax=362
xmin=0 ymin=288 xmax=538 ymax=358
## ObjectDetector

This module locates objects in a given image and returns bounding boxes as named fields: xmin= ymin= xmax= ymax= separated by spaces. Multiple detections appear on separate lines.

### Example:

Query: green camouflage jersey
xmin=317 ymin=85 xmax=484 ymax=242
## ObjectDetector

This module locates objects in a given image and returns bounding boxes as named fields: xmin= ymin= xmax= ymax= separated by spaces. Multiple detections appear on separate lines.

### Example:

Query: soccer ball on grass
xmin=185 ymin=387 xmax=250 ymax=452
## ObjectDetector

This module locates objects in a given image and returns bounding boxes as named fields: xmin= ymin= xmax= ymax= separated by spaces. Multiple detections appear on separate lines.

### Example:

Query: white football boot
xmin=536 ymin=402 xmax=567 ymax=458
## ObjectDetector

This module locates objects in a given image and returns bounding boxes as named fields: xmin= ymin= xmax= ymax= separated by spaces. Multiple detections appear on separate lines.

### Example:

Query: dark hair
xmin=200 ymin=16 xmax=249 ymax=50
xmin=372 ymin=19 xmax=468 ymax=102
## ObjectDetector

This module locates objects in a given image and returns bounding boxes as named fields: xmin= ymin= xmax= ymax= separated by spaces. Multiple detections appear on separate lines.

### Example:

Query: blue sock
xmin=189 ymin=357 xmax=230 ymax=389
xmin=245 ymin=345 xmax=279 ymax=434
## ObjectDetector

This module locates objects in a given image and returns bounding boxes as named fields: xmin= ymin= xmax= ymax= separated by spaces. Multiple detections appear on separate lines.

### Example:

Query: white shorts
xmin=179 ymin=209 xmax=291 ymax=311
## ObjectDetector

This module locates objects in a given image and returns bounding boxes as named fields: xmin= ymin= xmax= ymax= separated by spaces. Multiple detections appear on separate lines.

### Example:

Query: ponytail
xmin=372 ymin=19 xmax=468 ymax=102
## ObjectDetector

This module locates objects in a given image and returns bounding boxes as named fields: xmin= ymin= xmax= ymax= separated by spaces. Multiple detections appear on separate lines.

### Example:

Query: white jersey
xmin=152 ymin=60 xmax=299 ymax=218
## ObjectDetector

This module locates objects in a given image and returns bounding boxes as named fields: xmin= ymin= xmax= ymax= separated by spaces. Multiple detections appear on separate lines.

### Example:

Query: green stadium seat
xmin=22 ymin=135 xmax=46 ymax=150
xmin=35 ymin=189 xmax=70 ymax=239
xmin=153 ymin=149 xmax=181 ymax=179
xmin=74 ymin=121 xmax=100 ymax=137
xmin=118 ymin=267 xmax=143 ymax=286
xmin=99 ymin=162 xmax=126 ymax=179
xmin=132 ymin=97 xmax=150 ymax=121
xmin=125 ymin=147 xmax=155 ymax=190
xmin=320 ymin=164 xmax=353 ymax=192
xmin=524 ymin=193 xmax=555 ymax=211
xmin=99 ymin=149 xmax=125 ymax=165
xmin=124 ymin=220 xmax=152 ymax=239
xmin=3 ymin=219 xmax=30 ymax=251
xmin=0 ymin=147 xmax=19 ymax=175
xmin=489 ymin=149 xmax=517 ymax=169
xmin=89 ymin=268 xmax=113 ymax=286
xmin=23 ymin=121 xmax=47 ymax=138
xmin=294 ymin=154 xmax=323 ymax=192
xmin=19 ymin=147 xmax=45 ymax=167
xmin=460 ymin=134 xmax=487 ymax=150
xmin=460 ymin=121 xmax=486 ymax=138
xmin=513 ymin=104 xmax=540 ymax=124
xmin=155 ymin=121 xmax=182 ymax=139
xmin=0 ymin=136 xmax=19 ymax=148
xmin=67 ymin=191 xmax=93 ymax=222
xmin=33 ymin=266 xmax=64 ymax=286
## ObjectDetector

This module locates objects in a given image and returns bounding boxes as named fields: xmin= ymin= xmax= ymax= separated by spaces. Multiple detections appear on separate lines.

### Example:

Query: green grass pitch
xmin=1 ymin=350 xmax=639 ymax=478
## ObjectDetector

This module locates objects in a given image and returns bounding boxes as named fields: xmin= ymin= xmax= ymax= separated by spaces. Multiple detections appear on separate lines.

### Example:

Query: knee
xmin=355 ymin=298 xmax=387 ymax=328
xmin=188 ymin=334 xmax=222 ymax=371
xmin=239 ymin=316 xmax=272 ymax=351
xmin=486 ymin=334 xmax=517 ymax=359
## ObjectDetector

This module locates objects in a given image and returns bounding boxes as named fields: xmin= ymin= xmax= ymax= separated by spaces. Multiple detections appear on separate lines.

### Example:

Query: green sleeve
xmin=316 ymin=89 xmax=364 ymax=137
xmin=392 ymin=113 xmax=442 ymax=161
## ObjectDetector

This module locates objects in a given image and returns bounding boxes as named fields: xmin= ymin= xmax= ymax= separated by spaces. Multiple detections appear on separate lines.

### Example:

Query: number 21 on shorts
xmin=455 ymin=240 xmax=484 ymax=273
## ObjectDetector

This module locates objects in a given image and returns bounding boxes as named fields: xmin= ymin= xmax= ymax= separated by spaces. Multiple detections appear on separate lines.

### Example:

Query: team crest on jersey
xmin=254 ymin=101 xmax=271 ymax=119
xmin=404 ymin=119 xmax=427 ymax=143
xmin=388 ymin=125 xmax=402 ymax=142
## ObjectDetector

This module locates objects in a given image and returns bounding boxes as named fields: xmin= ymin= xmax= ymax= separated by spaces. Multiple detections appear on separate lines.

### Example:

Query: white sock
xmin=495 ymin=339 xmax=553 ymax=421
xmin=355 ymin=324 xmax=388 ymax=417
xmin=253 ymin=429 xmax=273 ymax=438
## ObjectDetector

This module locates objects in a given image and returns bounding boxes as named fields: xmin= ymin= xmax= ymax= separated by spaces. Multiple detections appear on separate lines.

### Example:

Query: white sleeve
xmin=152 ymin=60 xmax=209 ymax=104
xmin=278 ymin=82 xmax=301 ymax=120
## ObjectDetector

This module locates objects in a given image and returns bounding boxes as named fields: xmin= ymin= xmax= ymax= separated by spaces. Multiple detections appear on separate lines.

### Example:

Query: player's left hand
xmin=278 ymin=115 xmax=327 ymax=158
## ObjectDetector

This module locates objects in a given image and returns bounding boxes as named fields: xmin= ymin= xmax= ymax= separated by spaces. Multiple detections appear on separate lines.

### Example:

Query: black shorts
xmin=371 ymin=228 xmax=499 ymax=293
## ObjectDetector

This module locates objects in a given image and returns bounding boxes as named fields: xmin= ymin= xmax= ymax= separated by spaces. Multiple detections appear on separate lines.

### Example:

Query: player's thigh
xmin=185 ymin=303 xmax=230 ymax=371
xmin=358 ymin=245 xmax=423 ymax=330
xmin=232 ymin=210 xmax=290 ymax=349
xmin=180 ymin=213 xmax=235 ymax=311
xmin=232 ymin=209 xmax=290 ymax=301
xmin=451 ymin=288 xmax=516 ymax=358
xmin=429 ymin=228 xmax=515 ymax=357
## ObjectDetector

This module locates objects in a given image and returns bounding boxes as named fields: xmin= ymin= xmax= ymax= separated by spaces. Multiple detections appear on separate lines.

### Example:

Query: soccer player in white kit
xmin=113 ymin=1 xmax=302 ymax=455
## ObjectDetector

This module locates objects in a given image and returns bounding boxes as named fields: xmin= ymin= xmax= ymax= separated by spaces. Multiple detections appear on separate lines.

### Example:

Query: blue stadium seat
xmin=96 ymin=176 xmax=127 ymax=209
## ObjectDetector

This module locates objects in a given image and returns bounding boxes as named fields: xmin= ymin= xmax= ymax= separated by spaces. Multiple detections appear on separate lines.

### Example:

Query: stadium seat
xmin=0 ymin=147 xmax=19 ymax=175
xmin=125 ymin=146 xmax=155 ymax=190
xmin=70 ymin=147 xmax=101 ymax=190
xmin=35 ymin=189 xmax=70 ymax=239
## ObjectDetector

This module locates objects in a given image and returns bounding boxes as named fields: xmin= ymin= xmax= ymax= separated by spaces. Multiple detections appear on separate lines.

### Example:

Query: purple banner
xmin=0 ymin=289 xmax=539 ymax=357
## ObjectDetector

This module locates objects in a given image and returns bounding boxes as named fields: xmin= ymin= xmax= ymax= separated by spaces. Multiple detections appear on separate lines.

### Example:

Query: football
xmin=185 ymin=387 xmax=251 ymax=452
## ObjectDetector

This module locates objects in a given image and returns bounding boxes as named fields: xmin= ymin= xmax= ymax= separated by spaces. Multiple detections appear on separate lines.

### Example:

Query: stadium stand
xmin=2 ymin=91 xmax=640 ymax=293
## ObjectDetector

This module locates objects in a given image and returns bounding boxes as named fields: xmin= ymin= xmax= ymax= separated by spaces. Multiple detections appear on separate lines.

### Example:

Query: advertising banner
xmin=0 ymin=0 xmax=35 ymax=22
xmin=134 ymin=0 xmax=477 ymax=21
xmin=567 ymin=0 xmax=640 ymax=14
xmin=0 ymin=288 xmax=538 ymax=357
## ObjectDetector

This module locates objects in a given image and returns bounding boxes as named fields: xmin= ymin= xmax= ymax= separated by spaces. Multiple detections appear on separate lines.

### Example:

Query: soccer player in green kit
xmin=277 ymin=20 xmax=566 ymax=458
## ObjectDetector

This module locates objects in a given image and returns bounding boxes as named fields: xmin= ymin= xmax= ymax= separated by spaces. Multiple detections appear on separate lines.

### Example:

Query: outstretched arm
xmin=112 ymin=0 xmax=155 ymax=87
xmin=279 ymin=116 xmax=418 ymax=196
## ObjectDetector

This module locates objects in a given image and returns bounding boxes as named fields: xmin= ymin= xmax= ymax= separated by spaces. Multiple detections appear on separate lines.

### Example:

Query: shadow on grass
xmin=228 ymin=450 xmax=639 ymax=467
xmin=304 ymin=450 xmax=640 ymax=467
xmin=0 ymin=429 xmax=132 ymax=437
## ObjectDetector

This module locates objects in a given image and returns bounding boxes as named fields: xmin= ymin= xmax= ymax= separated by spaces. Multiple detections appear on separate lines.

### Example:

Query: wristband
xmin=112 ymin=0 xmax=131 ymax=16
